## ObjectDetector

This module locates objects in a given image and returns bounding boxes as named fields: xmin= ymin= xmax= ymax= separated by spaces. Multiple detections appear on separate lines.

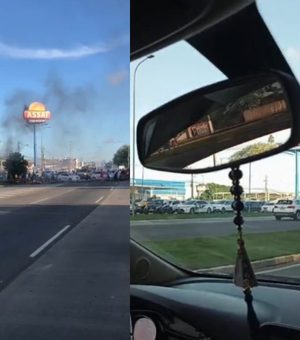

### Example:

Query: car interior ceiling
xmin=131 ymin=1 xmax=300 ymax=340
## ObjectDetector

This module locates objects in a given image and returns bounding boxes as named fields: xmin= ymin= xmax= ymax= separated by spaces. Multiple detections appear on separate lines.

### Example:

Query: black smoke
xmin=0 ymin=74 xmax=99 ymax=157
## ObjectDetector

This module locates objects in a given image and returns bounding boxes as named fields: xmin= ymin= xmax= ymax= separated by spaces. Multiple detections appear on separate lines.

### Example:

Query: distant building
xmin=60 ymin=158 xmax=79 ymax=171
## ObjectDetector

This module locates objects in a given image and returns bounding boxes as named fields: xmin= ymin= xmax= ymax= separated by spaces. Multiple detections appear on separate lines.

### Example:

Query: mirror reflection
xmin=141 ymin=75 xmax=291 ymax=171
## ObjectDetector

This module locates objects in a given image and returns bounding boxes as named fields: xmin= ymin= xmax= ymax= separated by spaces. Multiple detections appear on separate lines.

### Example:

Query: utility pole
xmin=17 ymin=141 xmax=21 ymax=152
xmin=264 ymin=175 xmax=269 ymax=201
xmin=41 ymin=146 xmax=44 ymax=170
xmin=69 ymin=141 xmax=73 ymax=172
xmin=191 ymin=174 xmax=194 ymax=198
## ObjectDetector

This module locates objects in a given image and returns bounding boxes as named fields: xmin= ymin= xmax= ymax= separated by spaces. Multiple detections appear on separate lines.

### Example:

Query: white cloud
xmin=0 ymin=35 xmax=129 ymax=60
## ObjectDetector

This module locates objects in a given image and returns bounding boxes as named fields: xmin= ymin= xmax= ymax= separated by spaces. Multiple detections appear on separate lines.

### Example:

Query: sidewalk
xmin=0 ymin=188 xmax=128 ymax=340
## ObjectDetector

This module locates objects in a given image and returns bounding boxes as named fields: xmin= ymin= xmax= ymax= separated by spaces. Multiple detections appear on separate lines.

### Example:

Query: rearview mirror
xmin=137 ymin=71 xmax=300 ymax=174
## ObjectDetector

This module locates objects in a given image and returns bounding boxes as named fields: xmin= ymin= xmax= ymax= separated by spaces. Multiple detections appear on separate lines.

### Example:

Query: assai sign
xmin=23 ymin=102 xmax=51 ymax=124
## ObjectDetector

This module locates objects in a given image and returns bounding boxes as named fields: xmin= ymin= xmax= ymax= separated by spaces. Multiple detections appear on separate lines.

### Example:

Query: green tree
xmin=113 ymin=145 xmax=129 ymax=168
xmin=229 ymin=143 xmax=277 ymax=162
xmin=4 ymin=152 xmax=28 ymax=179
xmin=199 ymin=182 xmax=232 ymax=200
xmin=200 ymin=189 xmax=213 ymax=200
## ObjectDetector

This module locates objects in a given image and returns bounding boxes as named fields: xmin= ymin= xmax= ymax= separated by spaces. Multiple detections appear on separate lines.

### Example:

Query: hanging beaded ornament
xmin=229 ymin=167 xmax=258 ymax=292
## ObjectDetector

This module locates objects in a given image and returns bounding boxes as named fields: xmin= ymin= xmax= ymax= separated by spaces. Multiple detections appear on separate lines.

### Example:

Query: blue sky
xmin=130 ymin=0 xmax=300 ymax=193
xmin=0 ymin=0 xmax=129 ymax=164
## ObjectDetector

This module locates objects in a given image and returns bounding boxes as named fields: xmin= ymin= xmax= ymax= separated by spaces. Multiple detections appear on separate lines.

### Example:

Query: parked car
xmin=243 ymin=201 xmax=262 ymax=213
xmin=57 ymin=173 xmax=80 ymax=182
xmin=130 ymin=200 xmax=144 ymax=215
xmin=261 ymin=202 xmax=275 ymax=213
xmin=119 ymin=170 xmax=127 ymax=180
xmin=195 ymin=200 xmax=213 ymax=213
xmin=273 ymin=199 xmax=300 ymax=221
xmin=144 ymin=199 xmax=166 ymax=214
xmin=177 ymin=200 xmax=200 ymax=214
xmin=212 ymin=200 xmax=234 ymax=213
xmin=76 ymin=171 xmax=90 ymax=180
xmin=90 ymin=171 xmax=103 ymax=181
xmin=106 ymin=170 xmax=115 ymax=181
xmin=156 ymin=200 xmax=184 ymax=214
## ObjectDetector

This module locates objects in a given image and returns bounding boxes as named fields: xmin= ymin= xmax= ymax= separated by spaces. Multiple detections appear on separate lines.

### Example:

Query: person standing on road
xmin=100 ymin=169 xmax=104 ymax=182
xmin=114 ymin=170 xmax=118 ymax=181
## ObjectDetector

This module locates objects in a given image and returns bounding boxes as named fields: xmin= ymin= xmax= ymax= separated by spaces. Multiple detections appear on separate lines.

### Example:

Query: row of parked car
xmin=130 ymin=198 xmax=276 ymax=215
xmin=42 ymin=169 xmax=129 ymax=182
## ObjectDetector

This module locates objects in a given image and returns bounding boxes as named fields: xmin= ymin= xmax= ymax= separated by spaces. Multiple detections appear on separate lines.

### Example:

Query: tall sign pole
xmin=33 ymin=124 xmax=37 ymax=168
xmin=23 ymin=102 xmax=52 ymax=169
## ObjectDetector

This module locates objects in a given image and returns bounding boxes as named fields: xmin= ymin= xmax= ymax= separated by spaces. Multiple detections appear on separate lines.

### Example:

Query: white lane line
xmin=110 ymin=187 xmax=114 ymax=190
xmin=95 ymin=196 xmax=103 ymax=203
xmin=257 ymin=263 xmax=300 ymax=274
xmin=31 ymin=197 xmax=51 ymax=204
xmin=29 ymin=225 xmax=71 ymax=258
xmin=30 ymin=188 xmax=76 ymax=204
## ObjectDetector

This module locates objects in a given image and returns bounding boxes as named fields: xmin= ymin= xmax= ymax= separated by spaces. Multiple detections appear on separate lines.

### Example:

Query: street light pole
xmin=142 ymin=166 xmax=144 ymax=198
xmin=284 ymin=149 xmax=300 ymax=199
xmin=132 ymin=55 xmax=155 ymax=217
xmin=296 ymin=152 xmax=299 ymax=199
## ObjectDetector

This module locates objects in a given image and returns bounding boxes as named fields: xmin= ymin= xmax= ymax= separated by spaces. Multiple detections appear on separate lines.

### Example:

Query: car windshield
xmin=184 ymin=201 xmax=196 ymax=205
xmin=150 ymin=200 xmax=163 ymax=205
xmin=130 ymin=1 xmax=300 ymax=284
xmin=277 ymin=200 xmax=293 ymax=205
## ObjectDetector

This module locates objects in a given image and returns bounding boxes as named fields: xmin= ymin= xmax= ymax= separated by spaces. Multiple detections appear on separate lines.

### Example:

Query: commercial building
xmin=130 ymin=178 xmax=206 ymax=200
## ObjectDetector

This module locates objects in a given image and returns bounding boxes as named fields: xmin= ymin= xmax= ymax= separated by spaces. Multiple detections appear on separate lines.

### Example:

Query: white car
xmin=57 ymin=173 xmax=80 ymax=182
xmin=195 ymin=200 xmax=214 ymax=213
xmin=91 ymin=171 xmax=104 ymax=181
xmin=177 ymin=200 xmax=200 ymax=214
xmin=273 ymin=199 xmax=300 ymax=221
xmin=261 ymin=202 xmax=275 ymax=213
xmin=213 ymin=200 xmax=234 ymax=213
xmin=166 ymin=200 xmax=185 ymax=213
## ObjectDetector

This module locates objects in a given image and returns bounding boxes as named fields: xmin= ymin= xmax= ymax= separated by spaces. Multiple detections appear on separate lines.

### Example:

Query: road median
xmin=144 ymin=230 xmax=300 ymax=271
xmin=130 ymin=212 xmax=272 ymax=222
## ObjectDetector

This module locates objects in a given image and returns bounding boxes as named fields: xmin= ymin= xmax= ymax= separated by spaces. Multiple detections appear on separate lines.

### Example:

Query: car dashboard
xmin=130 ymin=277 xmax=300 ymax=340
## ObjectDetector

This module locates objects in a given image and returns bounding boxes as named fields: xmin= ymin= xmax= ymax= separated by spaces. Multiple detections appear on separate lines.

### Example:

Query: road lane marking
xmin=29 ymin=225 xmax=71 ymax=258
xmin=95 ymin=196 xmax=103 ymax=203
xmin=257 ymin=263 xmax=300 ymax=274
xmin=30 ymin=188 xmax=76 ymax=204
xmin=110 ymin=187 xmax=114 ymax=190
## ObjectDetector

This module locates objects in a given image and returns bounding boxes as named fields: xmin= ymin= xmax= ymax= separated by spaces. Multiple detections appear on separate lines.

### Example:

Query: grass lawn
xmin=131 ymin=212 xmax=272 ymax=221
xmin=144 ymin=230 xmax=300 ymax=270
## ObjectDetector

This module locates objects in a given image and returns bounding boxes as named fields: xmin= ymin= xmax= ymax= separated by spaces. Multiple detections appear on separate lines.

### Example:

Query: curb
xmin=195 ymin=253 xmax=300 ymax=274
xmin=130 ymin=216 xmax=274 ymax=225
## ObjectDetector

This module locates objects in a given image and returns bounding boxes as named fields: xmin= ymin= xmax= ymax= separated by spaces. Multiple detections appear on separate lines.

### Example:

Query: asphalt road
xmin=0 ymin=181 xmax=115 ymax=289
xmin=131 ymin=216 xmax=300 ymax=242
xmin=0 ymin=180 xmax=129 ymax=339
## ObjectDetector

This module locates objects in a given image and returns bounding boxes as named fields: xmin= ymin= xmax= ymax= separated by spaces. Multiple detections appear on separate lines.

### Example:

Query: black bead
xmin=232 ymin=200 xmax=244 ymax=211
xmin=230 ymin=185 xmax=244 ymax=196
xmin=234 ymin=215 xmax=244 ymax=226
xmin=229 ymin=169 xmax=243 ymax=181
